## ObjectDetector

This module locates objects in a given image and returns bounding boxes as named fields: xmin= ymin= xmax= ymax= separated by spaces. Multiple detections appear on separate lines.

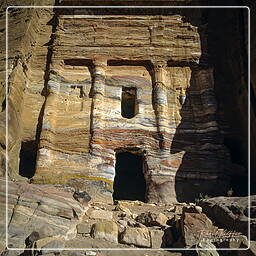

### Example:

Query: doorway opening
xmin=19 ymin=140 xmax=38 ymax=178
xmin=113 ymin=151 xmax=146 ymax=202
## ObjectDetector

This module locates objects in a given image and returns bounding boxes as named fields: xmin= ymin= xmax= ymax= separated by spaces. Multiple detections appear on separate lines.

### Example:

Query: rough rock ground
xmin=0 ymin=180 xmax=254 ymax=256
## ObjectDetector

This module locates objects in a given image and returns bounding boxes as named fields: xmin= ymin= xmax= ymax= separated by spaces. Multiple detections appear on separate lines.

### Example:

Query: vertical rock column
xmin=90 ymin=59 xmax=107 ymax=155
xmin=152 ymin=60 xmax=169 ymax=150
xmin=33 ymin=77 xmax=59 ymax=181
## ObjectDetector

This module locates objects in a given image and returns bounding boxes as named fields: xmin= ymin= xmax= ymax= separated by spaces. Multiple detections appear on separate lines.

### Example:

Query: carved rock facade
xmin=1 ymin=2 xmax=251 ymax=204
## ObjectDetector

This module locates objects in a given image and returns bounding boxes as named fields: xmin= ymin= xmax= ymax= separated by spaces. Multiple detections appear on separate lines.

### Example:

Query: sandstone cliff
xmin=0 ymin=0 xmax=253 ymax=204
xmin=0 ymin=0 xmax=254 ymax=254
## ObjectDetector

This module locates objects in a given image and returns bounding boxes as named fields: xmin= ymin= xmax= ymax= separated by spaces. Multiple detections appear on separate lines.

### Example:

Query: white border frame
xmin=5 ymin=5 xmax=251 ymax=251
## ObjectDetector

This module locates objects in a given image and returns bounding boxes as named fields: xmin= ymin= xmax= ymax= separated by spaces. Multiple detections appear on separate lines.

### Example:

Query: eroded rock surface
xmin=198 ymin=196 xmax=255 ymax=240
xmin=0 ymin=179 xmax=87 ymax=248
xmin=1 ymin=2 xmax=246 ymax=205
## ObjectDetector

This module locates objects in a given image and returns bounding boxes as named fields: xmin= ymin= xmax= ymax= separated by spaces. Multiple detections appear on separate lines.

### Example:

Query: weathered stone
xmin=0 ymin=180 xmax=86 ymax=247
xmin=174 ymin=206 xmax=183 ymax=215
xmin=127 ymin=219 xmax=138 ymax=227
xmin=195 ymin=241 xmax=219 ymax=256
xmin=91 ymin=221 xmax=118 ymax=244
xmin=77 ymin=223 xmax=91 ymax=234
xmin=149 ymin=229 xmax=165 ymax=248
xmin=237 ymin=240 xmax=256 ymax=256
xmin=3 ymin=6 xmax=232 ymax=205
xmin=40 ymin=240 xmax=65 ymax=255
xmin=114 ymin=205 xmax=132 ymax=216
xmin=183 ymin=205 xmax=202 ymax=214
xmin=198 ymin=196 xmax=255 ymax=239
xmin=136 ymin=212 xmax=168 ymax=227
xmin=73 ymin=191 xmax=92 ymax=205
xmin=180 ymin=212 xmax=216 ymax=248
xmin=120 ymin=227 xmax=150 ymax=248
xmin=117 ymin=220 xmax=128 ymax=227
xmin=89 ymin=209 xmax=113 ymax=221
xmin=36 ymin=237 xmax=60 ymax=249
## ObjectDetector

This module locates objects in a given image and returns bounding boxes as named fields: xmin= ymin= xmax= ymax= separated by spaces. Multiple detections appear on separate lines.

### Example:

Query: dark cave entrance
xmin=19 ymin=140 xmax=38 ymax=178
xmin=113 ymin=152 xmax=146 ymax=202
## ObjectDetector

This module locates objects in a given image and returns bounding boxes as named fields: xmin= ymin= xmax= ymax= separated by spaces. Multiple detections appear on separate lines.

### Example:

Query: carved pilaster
xmin=34 ymin=75 xmax=60 ymax=177
xmin=90 ymin=58 xmax=107 ymax=154
xmin=92 ymin=59 xmax=107 ymax=98
xmin=151 ymin=60 xmax=169 ymax=150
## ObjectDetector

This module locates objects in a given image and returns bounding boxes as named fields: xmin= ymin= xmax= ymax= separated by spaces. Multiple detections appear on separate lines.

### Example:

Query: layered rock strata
xmin=0 ymin=179 xmax=87 ymax=249
xmin=1 ymin=3 xmax=250 ymax=204
xmin=28 ymin=11 xmax=230 ymax=203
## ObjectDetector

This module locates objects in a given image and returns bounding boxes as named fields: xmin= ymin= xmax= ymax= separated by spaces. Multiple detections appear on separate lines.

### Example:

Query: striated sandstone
xmin=0 ymin=0 xmax=251 ymax=219
xmin=22 ymin=9 xmax=231 ymax=204
xmin=0 ymin=179 xmax=87 ymax=248
xmin=0 ymin=1 xmax=252 ymax=254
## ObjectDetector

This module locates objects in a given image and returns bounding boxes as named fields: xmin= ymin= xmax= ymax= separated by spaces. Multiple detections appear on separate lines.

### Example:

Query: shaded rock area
xmin=198 ymin=196 xmax=255 ymax=240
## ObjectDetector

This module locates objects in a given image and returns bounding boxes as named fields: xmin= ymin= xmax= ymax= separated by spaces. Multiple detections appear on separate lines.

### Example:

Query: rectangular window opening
xmin=121 ymin=87 xmax=138 ymax=119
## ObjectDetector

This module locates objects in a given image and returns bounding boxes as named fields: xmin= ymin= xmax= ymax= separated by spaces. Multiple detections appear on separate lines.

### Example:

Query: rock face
xmin=0 ymin=0 xmax=252 ymax=253
xmin=0 ymin=179 xmax=87 ymax=248
xmin=2 ymin=2 xmax=249 ymax=205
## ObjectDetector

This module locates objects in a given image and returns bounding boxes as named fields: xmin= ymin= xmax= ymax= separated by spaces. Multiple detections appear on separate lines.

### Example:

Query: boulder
xmin=198 ymin=196 xmax=255 ymax=239
xmin=77 ymin=223 xmax=91 ymax=235
xmin=180 ymin=212 xmax=216 ymax=248
xmin=89 ymin=209 xmax=113 ymax=221
xmin=136 ymin=212 xmax=168 ymax=227
xmin=91 ymin=221 xmax=118 ymax=244
xmin=120 ymin=227 xmax=150 ymax=247
xmin=35 ymin=237 xmax=59 ymax=249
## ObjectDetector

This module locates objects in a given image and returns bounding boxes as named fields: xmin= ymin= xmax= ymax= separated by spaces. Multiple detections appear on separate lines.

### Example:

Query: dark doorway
xmin=113 ymin=152 xmax=146 ymax=201
xmin=19 ymin=140 xmax=38 ymax=178
xmin=121 ymin=87 xmax=138 ymax=119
